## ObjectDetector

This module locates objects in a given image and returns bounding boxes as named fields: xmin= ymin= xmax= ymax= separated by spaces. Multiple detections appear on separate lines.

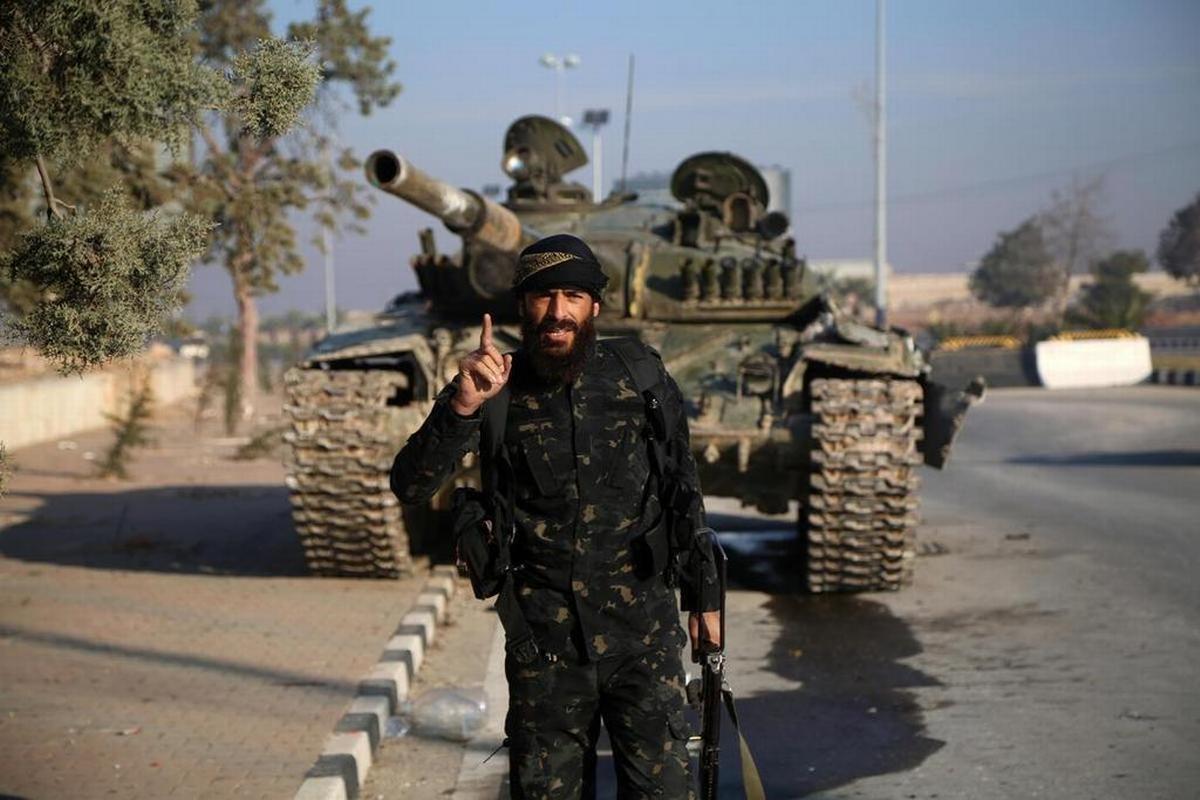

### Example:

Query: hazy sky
xmin=187 ymin=0 xmax=1200 ymax=320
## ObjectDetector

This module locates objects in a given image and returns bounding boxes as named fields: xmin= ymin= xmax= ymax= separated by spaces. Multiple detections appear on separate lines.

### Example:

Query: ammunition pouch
xmin=451 ymin=487 xmax=504 ymax=600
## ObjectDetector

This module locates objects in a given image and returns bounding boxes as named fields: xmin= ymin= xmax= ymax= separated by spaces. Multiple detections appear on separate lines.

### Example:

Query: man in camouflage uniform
xmin=390 ymin=233 xmax=720 ymax=799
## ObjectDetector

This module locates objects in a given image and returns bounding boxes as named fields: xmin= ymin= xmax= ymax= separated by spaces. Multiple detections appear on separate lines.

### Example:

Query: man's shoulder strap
xmin=479 ymin=383 xmax=511 ymax=497
xmin=473 ymin=380 xmax=540 ymax=664
xmin=603 ymin=337 xmax=664 ymax=394
xmin=602 ymin=337 xmax=680 ymax=447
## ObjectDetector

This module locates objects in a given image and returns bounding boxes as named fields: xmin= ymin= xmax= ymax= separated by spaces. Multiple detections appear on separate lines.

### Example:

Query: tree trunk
xmin=233 ymin=273 xmax=258 ymax=422
xmin=1051 ymin=265 xmax=1072 ymax=325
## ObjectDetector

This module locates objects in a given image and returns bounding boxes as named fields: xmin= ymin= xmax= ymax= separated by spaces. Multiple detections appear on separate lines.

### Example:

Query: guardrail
xmin=1142 ymin=326 xmax=1200 ymax=351
xmin=1150 ymin=368 xmax=1199 ymax=386
xmin=935 ymin=335 xmax=1022 ymax=352
xmin=930 ymin=346 xmax=1039 ymax=388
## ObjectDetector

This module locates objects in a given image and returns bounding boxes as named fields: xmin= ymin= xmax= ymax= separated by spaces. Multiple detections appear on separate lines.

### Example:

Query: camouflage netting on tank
xmin=284 ymin=368 xmax=414 ymax=577
xmin=804 ymin=378 xmax=923 ymax=592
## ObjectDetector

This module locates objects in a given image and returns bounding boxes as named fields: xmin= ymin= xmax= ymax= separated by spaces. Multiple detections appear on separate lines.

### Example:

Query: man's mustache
xmin=538 ymin=318 xmax=580 ymax=335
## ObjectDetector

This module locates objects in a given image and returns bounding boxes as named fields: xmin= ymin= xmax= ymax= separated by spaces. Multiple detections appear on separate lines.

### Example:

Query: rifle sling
xmin=721 ymin=684 xmax=766 ymax=800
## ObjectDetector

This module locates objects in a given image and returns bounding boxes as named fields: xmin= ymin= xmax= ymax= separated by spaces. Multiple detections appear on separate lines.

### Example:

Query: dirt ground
xmin=0 ymin=393 xmax=428 ymax=799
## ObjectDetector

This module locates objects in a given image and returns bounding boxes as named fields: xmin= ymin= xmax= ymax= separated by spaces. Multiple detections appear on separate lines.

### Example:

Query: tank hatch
xmin=502 ymin=115 xmax=592 ymax=207
xmin=671 ymin=152 xmax=769 ymax=216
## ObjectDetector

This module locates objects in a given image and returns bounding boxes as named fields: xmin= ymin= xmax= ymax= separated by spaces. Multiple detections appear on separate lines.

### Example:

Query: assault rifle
xmin=688 ymin=531 xmax=765 ymax=800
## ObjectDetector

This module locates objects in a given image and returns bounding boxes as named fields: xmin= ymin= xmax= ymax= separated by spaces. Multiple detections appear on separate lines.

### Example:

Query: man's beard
xmin=521 ymin=314 xmax=597 ymax=387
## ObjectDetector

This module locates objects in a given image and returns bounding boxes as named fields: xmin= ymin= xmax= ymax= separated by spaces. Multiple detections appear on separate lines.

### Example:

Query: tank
xmin=283 ymin=115 xmax=984 ymax=590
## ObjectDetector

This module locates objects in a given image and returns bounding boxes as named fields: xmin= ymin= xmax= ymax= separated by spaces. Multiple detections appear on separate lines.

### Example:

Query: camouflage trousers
xmin=505 ymin=645 xmax=694 ymax=800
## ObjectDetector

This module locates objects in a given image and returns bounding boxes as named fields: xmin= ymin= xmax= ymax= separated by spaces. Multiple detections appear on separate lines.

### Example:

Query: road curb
xmin=294 ymin=565 xmax=461 ymax=800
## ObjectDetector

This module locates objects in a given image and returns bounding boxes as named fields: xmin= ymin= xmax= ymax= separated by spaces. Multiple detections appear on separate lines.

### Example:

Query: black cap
xmin=512 ymin=233 xmax=609 ymax=297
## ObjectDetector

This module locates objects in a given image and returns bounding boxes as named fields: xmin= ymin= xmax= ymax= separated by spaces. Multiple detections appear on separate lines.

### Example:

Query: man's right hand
xmin=450 ymin=313 xmax=512 ymax=417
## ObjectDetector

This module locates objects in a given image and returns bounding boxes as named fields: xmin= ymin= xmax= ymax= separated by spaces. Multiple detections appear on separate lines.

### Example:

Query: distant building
xmin=808 ymin=259 xmax=890 ymax=282
xmin=178 ymin=335 xmax=210 ymax=360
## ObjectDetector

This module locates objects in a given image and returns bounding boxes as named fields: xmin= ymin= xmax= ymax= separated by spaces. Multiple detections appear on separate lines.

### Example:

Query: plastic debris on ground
xmin=385 ymin=687 xmax=487 ymax=742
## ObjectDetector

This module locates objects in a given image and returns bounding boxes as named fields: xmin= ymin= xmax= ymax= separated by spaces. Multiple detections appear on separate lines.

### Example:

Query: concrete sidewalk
xmin=358 ymin=587 xmax=503 ymax=800
xmin=0 ymin=397 xmax=427 ymax=798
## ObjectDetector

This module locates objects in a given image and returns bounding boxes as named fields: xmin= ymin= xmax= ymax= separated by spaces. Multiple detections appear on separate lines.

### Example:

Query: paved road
xmin=401 ymin=385 xmax=1199 ymax=799
xmin=703 ymin=385 xmax=1200 ymax=799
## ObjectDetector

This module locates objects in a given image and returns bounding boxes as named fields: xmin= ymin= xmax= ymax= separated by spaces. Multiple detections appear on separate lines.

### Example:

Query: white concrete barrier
xmin=1034 ymin=337 xmax=1153 ymax=389
xmin=0 ymin=357 xmax=196 ymax=450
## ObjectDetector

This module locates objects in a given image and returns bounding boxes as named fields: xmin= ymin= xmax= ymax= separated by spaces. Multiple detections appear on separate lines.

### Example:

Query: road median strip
xmin=295 ymin=565 xmax=460 ymax=800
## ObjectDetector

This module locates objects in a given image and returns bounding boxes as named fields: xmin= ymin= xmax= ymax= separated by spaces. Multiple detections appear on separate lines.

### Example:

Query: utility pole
xmin=582 ymin=109 xmax=610 ymax=202
xmin=619 ymin=54 xmax=635 ymax=193
xmin=873 ymin=0 xmax=889 ymax=329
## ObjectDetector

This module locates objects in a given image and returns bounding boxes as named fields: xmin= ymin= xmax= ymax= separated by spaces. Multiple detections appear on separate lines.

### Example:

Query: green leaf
xmin=2 ymin=191 xmax=212 ymax=373
xmin=230 ymin=38 xmax=322 ymax=140
xmin=0 ymin=0 xmax=219 ymax=165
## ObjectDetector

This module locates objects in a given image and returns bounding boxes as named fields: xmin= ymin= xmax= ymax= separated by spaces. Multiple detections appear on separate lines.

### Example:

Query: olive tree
xmin=970 ymin=217 xmax=1059 ymax=310
xmin=1066 ymin=249 xmax=1153 ymax=330
xmin=1157 ymin=192 xmax=1200 ymax=286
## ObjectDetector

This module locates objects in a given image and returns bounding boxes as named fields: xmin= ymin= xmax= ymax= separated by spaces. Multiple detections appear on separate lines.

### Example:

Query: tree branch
xmin=35 ymin=155 xmax=63 ymax=221
xmin=196 ymin=121 xmax=239 ymax=199
xmin=196 ymin=120 xmax=224 ymax=158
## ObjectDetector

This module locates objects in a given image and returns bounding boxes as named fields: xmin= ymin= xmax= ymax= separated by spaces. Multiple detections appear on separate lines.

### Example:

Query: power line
xmin=796 ymin=138 xmax=1200 ymax=215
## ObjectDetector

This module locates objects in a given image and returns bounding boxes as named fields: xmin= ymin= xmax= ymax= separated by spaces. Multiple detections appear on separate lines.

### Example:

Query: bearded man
xmin=390 ymin=233 xmax=719 ymax=799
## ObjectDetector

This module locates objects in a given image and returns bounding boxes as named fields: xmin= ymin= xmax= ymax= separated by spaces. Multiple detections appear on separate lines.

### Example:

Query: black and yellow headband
xmin=513 ymin=235 xmax=608 ymax=296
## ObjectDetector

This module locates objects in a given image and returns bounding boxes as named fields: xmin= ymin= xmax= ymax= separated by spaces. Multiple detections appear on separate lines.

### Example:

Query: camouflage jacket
xmin=390 ymin=342 xmax=719 ymax=662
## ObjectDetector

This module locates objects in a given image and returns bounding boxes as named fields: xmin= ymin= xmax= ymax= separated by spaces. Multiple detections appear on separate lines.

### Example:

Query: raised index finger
xmin=480 ymin=313 xmax=493 ymax=351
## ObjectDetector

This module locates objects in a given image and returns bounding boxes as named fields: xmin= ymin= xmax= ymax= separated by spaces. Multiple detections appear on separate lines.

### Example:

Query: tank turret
xmin=365 ymin=116 xmax=610 ymax=317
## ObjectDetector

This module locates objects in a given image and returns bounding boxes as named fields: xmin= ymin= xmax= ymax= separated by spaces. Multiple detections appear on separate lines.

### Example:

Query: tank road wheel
xmin=284 ymin=368 xmax=425 ymax=578
xmin=804 ymin=377 xmax=923 ymax=592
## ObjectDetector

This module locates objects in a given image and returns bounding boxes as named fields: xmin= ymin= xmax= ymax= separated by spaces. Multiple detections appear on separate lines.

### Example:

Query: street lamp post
xmin=873 ymin=0 xmax=889 ymax=329
xmin=582 ymin=109 xmax=610 ymax=203
xmin=539 ymin=52 xmax=580 ymax=126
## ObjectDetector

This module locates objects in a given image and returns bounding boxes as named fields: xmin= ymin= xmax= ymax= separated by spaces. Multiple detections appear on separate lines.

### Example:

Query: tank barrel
xmin=365 ymin=150 xmax=522 ymax=252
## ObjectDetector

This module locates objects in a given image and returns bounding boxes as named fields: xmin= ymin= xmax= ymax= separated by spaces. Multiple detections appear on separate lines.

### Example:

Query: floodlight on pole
xmin=539 ymin=52 xmax=581 ymax=126
xmin=582 ymin=109 xmax=610 ymax=203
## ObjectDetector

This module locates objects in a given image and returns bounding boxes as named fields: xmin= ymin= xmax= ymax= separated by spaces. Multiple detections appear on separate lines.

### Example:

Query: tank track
xmin=283 ymin=367 xmax=421 ymax=578
xmin=804 ymin=377 xmax=923 ymax=592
